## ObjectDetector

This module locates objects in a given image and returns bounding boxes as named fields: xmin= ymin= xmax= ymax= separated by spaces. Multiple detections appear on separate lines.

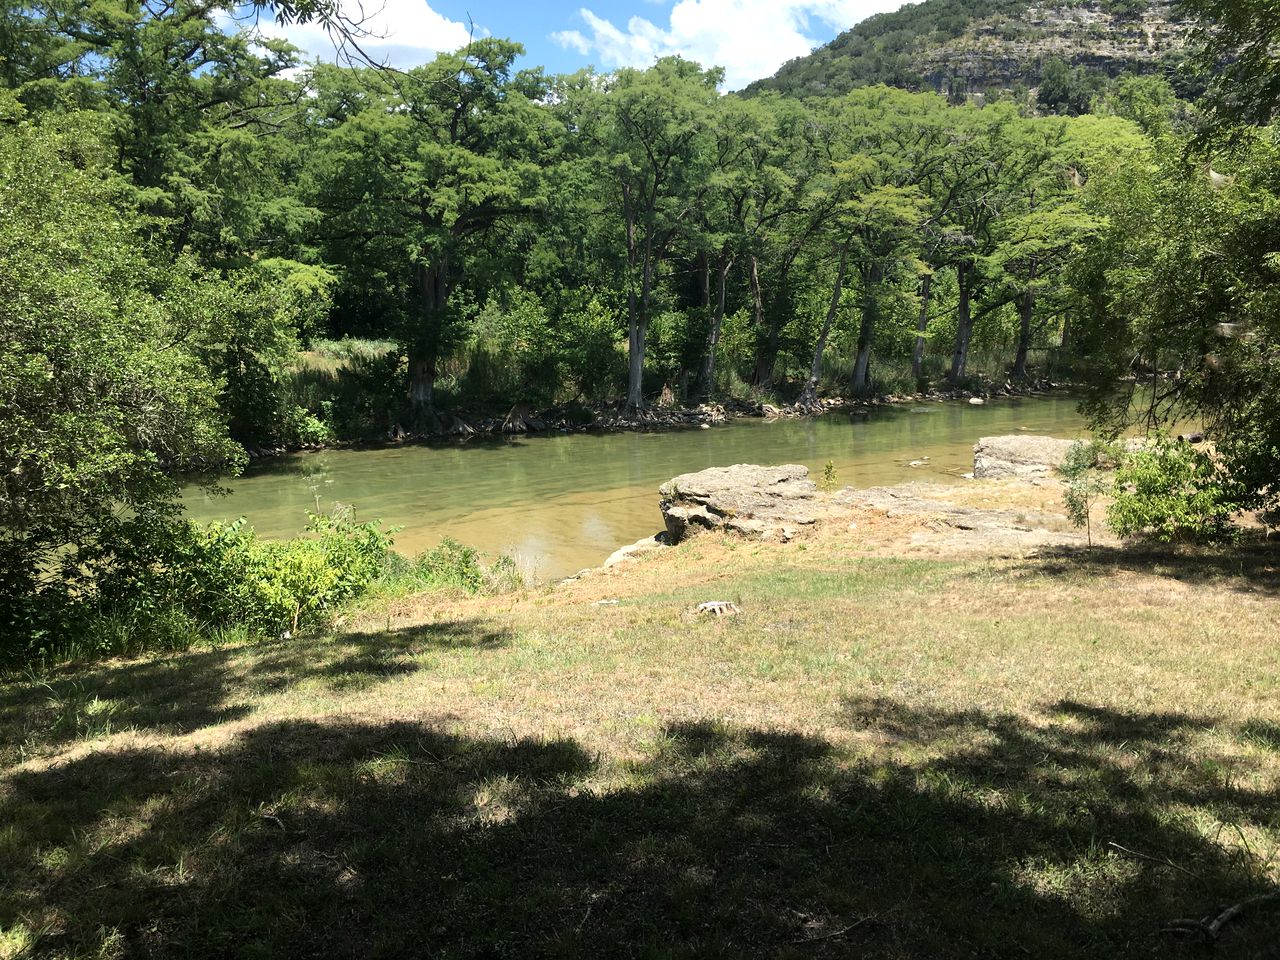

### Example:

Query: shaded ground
xmin=2 ymin=481 xmax=1278 ymax=959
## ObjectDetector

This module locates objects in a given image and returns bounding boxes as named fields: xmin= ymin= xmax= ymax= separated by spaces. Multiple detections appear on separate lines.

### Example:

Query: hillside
xmin=747 ymin=0 xmax=1195 ymax=100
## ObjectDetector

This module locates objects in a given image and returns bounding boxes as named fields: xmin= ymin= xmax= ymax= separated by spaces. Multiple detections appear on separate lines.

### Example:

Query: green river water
xmin=184 ymin=395 xmax=1087 ymax=580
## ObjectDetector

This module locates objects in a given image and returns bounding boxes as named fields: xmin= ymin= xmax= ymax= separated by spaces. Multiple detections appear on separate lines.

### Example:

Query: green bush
xmin=10 ymin=510 xmax=398 ymax=667
xmin=5 ymin=505 xmax=531 ymax=670
xmin=407 ymin=538 xmax=524 ymax=595
xmin=821 ymin=460 xmax=839 ymax=492
xmin=154 ymin=510 xmax=397 ymax=637
xmin=1106 ymin=440 xmax=1242 ymax=543
xmin=280 ymin=403 xmax=336 ymax=447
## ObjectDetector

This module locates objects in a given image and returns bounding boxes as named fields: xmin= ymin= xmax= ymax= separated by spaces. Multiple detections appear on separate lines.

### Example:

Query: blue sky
xmin=262 ymin=0 xmax=910 ymax=90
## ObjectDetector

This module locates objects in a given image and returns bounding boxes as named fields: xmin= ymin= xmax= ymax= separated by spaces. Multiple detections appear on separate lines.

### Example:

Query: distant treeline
xmin=3 ymin=3 xmax=1192 ymax=448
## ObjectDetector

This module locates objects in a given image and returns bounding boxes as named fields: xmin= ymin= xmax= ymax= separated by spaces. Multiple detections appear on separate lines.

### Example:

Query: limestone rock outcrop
xmin=973 ymin=435 xmax=1077 ymax=479
xmin=658 ymin=464 xmax=827 ymax=544
xmin=602 ymin=534 xmax=668 ymax=568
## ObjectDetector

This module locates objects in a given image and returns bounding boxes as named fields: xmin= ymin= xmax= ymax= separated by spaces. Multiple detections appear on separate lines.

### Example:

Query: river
xmin=184 ymin=395 xmax=1087 ymax=580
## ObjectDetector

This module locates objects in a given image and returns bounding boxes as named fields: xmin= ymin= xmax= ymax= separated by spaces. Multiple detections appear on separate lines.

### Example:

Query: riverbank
xmin=190 ymin=394 xmax=1089 ymax=577
xmin=244 ymin=377 xmax=1069 ymax=459
xmin=4 ymin=469 xmax=1278 ymax=958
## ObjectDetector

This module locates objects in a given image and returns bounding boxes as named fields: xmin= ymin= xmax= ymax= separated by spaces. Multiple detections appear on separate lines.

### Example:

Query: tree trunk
xmin=1012 ymin=260 xmax=1037 ymax=381
xmin=623 ymin=191 xmax=652 ymax=415
xmin=797 ymin=246 xmax=850 ymax=409
xmin=696 ymin=252 xmax=733 ymax=400
xmin=1013 ymin=288 xmax=1034 ymax=381
xmin=752 ymin=257 xmax=786 ymax=390
xmin=626 ymin=288 xmax=646 ymax=411
xmin=911 ymin=272 xmax=933 ymax=380
xmin=408 ymin=353 xmax=435 ymax=413
xmin=948 ymin=262 xmax=974 ymax=383
xmin=408 ymin=259 xmax=449 ymax=422
xmin=850 ymin=261 xmax=883 ymax=397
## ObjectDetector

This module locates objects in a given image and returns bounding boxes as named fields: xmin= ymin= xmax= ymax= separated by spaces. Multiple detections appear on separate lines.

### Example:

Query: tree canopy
xmin=5 ymin=0 xmax=1280 ymax=647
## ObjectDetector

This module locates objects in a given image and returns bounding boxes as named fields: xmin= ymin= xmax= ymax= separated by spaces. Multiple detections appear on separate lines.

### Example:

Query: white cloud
xmin=249 ymin=0 xmax=477 ymax=70
xmin=552 ymin=0 xmax=907 ymax=90
xmin=550 ymin=28 xmax=592 ymax=56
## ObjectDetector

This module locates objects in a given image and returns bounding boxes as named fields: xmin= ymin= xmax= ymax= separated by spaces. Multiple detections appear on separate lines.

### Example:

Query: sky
xmin=260 ymin=0 xmax=910 ymax=90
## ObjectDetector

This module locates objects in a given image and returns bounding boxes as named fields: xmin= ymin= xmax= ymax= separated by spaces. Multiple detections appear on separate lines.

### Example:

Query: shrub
xmin=9 ymin=510 xmax=398 ymax=668
xmin=1058 ymin=438 xmax=1124 ymax=547
xmin=1106 ymin=439 xmax=1242 ymax=543
xmin=821 ymin=460 xmax=839 ymax=492
xmin=280 ymin=404 xmax=336 ymax=447
xmin=156 ymin=510 xmax=398 ymax=636
xmin=409 ymin=538 xmax=524 ymax=595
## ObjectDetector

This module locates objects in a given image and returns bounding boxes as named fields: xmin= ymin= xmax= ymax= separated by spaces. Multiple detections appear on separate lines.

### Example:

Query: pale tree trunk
xmin=626 ymin=288 xmax=645 ymax=411
xmin=1013 ymin=289 xmax=1035 ymax=381
xmin=797 ymin=246 xmax=850 ymax=409
xmin=850 ymin=261 xmax=884 ymax=397
xmin=408 ymin=355 xmax=435 ymax=413
xmin=626 ymin=247 xmax=657 ymax=413
xmin=696 ymin=251 xmax=733 ymax=400
xmin=911 ymin=272 xmax=933 ymax=380
xmin=948 ymin=261 xmax=975 ymax=383
xmin=1012 ymin=261 xmax=1037 ymax=381
xmin=623 ymin=188 xmax=651 ymax=414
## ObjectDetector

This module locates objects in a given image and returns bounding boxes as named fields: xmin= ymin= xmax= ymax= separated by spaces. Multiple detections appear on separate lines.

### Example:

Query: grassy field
xmin=2 ymin=485 xmax=1279 ymax=959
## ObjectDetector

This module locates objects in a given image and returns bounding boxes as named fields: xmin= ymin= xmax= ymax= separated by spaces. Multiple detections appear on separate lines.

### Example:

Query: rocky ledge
xmin=658 ymin=463 xmax=841 ymax=544
xmin=246 ymin=381 xmax=1070 ymax=460
xmin=973 ymin=435 xmax=1078 ymax=479
xmin=577 ymin=433 xmax=1090 ymax=578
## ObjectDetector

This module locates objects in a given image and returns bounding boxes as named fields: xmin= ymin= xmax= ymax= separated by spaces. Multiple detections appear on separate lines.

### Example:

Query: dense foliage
xmin=4 ymin=0 xmax=1280 ymax=660
xmin=57 ymin=511 xmax=398 ymax=665
xmin=0 ymin=101 xmax=240 ymax=648
xmin=1107 ymin=441 xmax=1244 ymax=542
xmin=1070 ymin=124 xmax=1280 ymax=522
xmin=0 ymin=1 xmax=1184 ymax=445
xmin=1183 ymin=0 xmax=1280 ymax=140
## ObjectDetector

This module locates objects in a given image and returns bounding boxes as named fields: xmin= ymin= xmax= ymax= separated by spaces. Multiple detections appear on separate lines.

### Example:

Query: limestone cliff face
xmin=917 ymin=2 xmax=1193 ymax=96
xmin=749 ymin=0 xmax=1193 ymax=100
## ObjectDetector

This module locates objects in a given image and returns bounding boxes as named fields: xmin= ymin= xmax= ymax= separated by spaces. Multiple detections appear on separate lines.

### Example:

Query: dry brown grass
xmin=2 ymin=482 xmax=1279 ymax=958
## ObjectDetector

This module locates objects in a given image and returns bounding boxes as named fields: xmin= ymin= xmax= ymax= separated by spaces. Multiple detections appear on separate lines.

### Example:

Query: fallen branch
xmin=1163 ymin=887 xmax=1280 ymax=942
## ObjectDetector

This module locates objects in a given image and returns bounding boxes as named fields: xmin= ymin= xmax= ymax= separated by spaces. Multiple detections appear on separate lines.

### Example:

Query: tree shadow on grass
xmin=243 ymin=619 xmax=513 ymax=694
xmin=2 ymin=700 xmax=1276 ymax=959
xmin=1024 ymin=542 xmax=1280 ymax=599
xmin=0 ymin=619 xmax=512 ymax=761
